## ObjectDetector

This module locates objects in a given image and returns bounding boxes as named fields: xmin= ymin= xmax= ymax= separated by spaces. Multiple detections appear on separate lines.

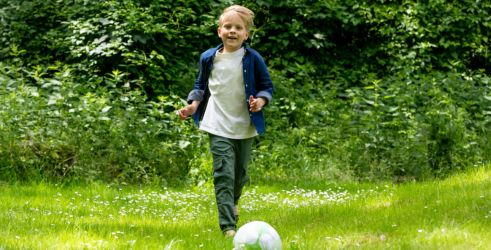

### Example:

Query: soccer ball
xmin=233 ymin=221 xmax=282 ymax=250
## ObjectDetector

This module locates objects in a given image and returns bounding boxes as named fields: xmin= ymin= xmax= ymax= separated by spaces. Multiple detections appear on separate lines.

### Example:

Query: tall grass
xmin=1 ymin=165 xmax=490 ymax=249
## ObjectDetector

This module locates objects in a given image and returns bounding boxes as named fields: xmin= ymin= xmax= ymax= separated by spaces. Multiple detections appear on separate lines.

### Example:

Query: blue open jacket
xmin=187 ymin=43 xmax=274 ymax=135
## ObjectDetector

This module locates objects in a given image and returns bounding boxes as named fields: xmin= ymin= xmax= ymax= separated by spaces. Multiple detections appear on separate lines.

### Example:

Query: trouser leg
xmin=209 ymin=134 xmax=252 ymax=232
xmin=233 ymin=137 xmax=253 ymax=205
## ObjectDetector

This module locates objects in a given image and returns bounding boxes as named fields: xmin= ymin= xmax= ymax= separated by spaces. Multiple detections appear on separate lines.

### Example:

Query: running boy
xmin=177 ymin=5 xmax=274 ymax=237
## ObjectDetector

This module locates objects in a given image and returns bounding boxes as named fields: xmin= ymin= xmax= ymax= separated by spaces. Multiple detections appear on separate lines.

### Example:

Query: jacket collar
xmin=212 ymin=43 xmax=250 ymax=54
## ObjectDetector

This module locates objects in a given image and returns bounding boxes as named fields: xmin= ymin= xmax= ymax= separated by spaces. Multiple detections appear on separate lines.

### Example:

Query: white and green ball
xmin=233 ymin=221 xmax=282 ymax=250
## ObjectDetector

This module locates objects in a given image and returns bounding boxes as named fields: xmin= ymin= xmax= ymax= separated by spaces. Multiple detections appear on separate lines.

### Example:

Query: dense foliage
xmin=1 ymin=0 xmax=490 ymax=184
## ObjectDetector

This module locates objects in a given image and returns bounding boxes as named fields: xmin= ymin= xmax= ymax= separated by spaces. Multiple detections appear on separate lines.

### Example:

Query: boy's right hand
xmin=176 ymin=102 xmax=200 ymax=120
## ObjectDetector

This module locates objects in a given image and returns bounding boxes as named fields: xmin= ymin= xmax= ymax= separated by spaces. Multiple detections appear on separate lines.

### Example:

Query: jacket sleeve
xmin=254 ymin=54 xmax=274 ymax=105
xmin=186 ymin=54 xmax=207 ymax=104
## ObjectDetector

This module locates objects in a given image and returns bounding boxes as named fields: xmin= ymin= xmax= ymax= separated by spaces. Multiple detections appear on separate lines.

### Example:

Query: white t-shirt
xmin=199 ymin=47 xmax=258 ymax=139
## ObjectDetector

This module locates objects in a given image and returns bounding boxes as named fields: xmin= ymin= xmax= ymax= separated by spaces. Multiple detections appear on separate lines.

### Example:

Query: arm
xmin=186 ymin=53 xmax=208 ymax=104
xmin=177 ymin=51 xmax=210 ymax=120
xmin=253 ymin=53 xmax=274 ymax=108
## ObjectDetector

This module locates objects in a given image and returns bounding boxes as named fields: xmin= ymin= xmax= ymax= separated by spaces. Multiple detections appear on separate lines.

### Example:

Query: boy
xmin=177 ymin=5 xmax=274 ymax=237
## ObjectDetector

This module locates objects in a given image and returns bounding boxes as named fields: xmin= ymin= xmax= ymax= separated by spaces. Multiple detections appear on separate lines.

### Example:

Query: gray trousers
xmin=209 ymin=134 xmax=253 ymax=232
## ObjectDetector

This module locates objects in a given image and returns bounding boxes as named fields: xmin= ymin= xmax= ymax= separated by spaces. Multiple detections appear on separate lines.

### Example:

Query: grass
xmin=0 ymin=165 xmax=490 ymax=249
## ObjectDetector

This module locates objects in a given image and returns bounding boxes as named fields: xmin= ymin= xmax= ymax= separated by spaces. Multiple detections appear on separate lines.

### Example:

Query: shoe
xmin=224 ymin=229 xmax=236 ymax=238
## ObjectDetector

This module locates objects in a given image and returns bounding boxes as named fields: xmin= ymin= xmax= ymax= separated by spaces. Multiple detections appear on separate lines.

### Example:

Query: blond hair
xmin=219 ymin=5 xmax=254 ymax=31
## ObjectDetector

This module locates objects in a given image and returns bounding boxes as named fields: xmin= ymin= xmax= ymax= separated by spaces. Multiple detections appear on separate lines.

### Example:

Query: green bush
xmin=0 ymin=57 xmax=205 ymax=184
xmin=0 ymin=0 xmax=490 ymax=184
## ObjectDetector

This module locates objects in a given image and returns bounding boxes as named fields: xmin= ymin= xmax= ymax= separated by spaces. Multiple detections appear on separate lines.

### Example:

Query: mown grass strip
xmin=0 ymin=166 xmax=490 ymax=249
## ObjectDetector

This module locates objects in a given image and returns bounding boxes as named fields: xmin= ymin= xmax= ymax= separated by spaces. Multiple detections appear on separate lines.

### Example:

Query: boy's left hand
xmin=249 ymin=95 xmax=266 ymax=113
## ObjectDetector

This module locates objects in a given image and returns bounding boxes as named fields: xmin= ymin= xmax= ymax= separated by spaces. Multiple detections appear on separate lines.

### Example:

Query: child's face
xmin=218 ymin=12 xmax=249 ymax=53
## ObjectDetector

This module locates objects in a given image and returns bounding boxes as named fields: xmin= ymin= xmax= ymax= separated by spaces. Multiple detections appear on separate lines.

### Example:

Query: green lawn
xmin=1 ymin=166 xmax=490 ymax=249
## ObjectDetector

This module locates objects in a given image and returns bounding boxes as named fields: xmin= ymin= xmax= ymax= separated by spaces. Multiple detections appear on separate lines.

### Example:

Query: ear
xmin=217 ymin=27 xmax=222 ymax=38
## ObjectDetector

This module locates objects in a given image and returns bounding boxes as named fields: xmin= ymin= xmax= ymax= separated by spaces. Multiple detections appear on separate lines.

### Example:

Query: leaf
xmin=388 ymin=106 xmax=399 ymax=112
xmin=98 ymin=18 xmax=111 ymax=25
xmin=47 ymin=99 xmax=57 ymax=105
xmin=364 ymin=99 xmax=375 ymax=106
xmin=178 ymin=140 xmax=191 ymax=149
xmin=94 ymin=35 xmax=109 ymax=44
xmin=101 ymin=106 xmax=112 ymax=113
xmin=484 ymin=95 xmax=491 ymax=101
